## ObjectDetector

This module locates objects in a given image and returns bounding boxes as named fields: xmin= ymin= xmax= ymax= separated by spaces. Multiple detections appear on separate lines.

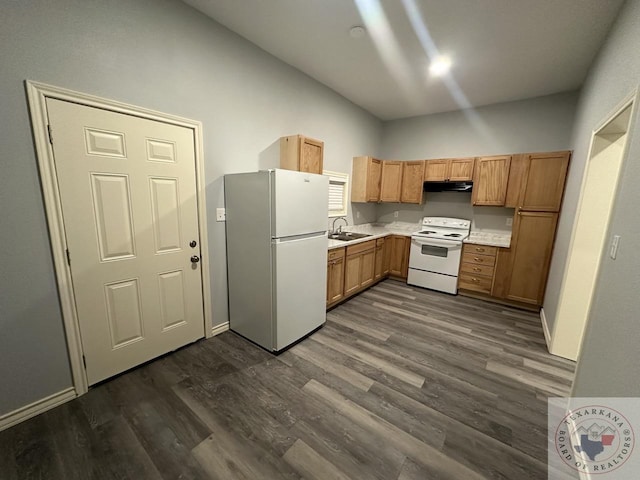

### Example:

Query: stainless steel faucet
xmin=331 ymin=216 xmax=348 ymax=234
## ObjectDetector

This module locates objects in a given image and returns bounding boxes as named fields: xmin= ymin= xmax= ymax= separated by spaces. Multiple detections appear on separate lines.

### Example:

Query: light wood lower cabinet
xmin=498 ymin=211 xmax=559 ymax=305
xmin=458 ymin=245 xmax=497 ymax=295
xmin=389 ymin=235 xmax=410 ymax=279
xmin=326 ymin=248 xmax=345 ymax=307
xmin=374 ymin=237 xmax=385 ymax=281
xmin=327 ymin=234 xmax=409 ymax=309
xmin=343 ymin=240 xmax=376 ymax=296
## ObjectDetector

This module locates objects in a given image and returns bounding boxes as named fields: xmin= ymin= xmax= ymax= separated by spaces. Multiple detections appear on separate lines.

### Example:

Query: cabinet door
xmin=299 ymin=137 xmax=324 ymax=174
xmin=327 ymin=257 xmax=345 ymax=305
xmin=361 ymin=249 xmax=375 ymax=288
xmin=367 ymin=158 xmax=382 ymax=202
xmin=519 ymin=151 xmax=570 ymax=212
xmin=382 ymin=236 xmax=391 ymax=275
xmin=400 ymin=161 xmax=425 ymax=204
xmin=344 ymin=253 xmax=362 ymax=296
xmin=448 ymin=158 xmax=475 ymax=181
xmin=374 ymin=242 xmax=384 ymax=281
xmin=389 ymin=235 xmax=409 ymax=278
xmin=424 ymin=159 xmax=448 ymax=181
xmin=472 ymin=155 xmax=511 ymax=206
xmin=401 ymin=236 xmax=410 ymax=278
xmin=380 ymin=161 xmax=403 ymax=202
xmin=504 ymin=211 xmax=558 ymax=305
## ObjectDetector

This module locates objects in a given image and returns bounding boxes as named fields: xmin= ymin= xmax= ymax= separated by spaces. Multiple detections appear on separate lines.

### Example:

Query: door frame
xmin=548 ymin=87 xmax=637 ymax=360
xmin=26 ymin=80 xmax=214 ymax=395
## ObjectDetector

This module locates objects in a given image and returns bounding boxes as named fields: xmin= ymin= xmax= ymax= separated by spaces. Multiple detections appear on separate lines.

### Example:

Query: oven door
xmin=409 ymin=237 xmax=462 ymax=276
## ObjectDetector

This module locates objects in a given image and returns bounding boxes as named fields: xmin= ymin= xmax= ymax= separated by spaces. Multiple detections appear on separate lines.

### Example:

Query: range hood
xmin=423 ymin=181 xmax=473 ymax=192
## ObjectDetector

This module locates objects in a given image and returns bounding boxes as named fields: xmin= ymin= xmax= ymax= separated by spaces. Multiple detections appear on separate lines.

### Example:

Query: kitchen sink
xmin=328 ymin=232 xmax=372 ymax=241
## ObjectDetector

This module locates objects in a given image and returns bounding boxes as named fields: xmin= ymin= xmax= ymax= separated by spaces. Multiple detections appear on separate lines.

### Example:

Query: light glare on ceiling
xmin=429 ymin=56 xmax=451 ymax=76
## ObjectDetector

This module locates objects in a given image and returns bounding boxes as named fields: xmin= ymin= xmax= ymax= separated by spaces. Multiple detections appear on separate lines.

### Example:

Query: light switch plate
xmin=610 ymin=235 xmax=620 ymax=259
xmin=506 ymin=217 xmax=513 ymax=226
xmin=216 ymin=208 xmax=226 ymax=222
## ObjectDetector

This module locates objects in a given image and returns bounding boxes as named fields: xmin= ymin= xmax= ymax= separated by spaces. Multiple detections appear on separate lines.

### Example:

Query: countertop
xmin=327 ymin=222 xmax=512 ymax=249
xmin=464 ymin=231 xmax=511 ymax=248
xmin=327 ymin=222 xmax=416 ymax=250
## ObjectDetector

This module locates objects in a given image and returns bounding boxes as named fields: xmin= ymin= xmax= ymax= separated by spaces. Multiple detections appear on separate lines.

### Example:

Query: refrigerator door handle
xmin=272 ymin=231 xmax=328 ymax=243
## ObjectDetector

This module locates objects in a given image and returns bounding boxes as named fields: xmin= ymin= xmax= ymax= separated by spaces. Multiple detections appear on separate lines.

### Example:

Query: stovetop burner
xmin=412 ymin=217 xmax=471 ymax=242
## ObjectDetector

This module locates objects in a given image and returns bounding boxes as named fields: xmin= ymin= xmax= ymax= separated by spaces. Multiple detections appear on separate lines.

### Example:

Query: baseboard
xmin=210 ymin=322 xmax=229 ymax=337
xmin=0 ymin=387 xmax=76 ymax=432
xmin=540 ymin=307 xmax=552 ymax=352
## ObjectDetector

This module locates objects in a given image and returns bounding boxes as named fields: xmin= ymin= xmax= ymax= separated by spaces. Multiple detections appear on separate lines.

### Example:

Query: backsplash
xmin=373 ymin=192 xmax=514 ymax=233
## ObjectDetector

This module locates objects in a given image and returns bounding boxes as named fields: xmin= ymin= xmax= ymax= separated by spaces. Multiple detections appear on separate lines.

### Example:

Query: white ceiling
xmin=184 ymin=0 xmax=625 ymax=120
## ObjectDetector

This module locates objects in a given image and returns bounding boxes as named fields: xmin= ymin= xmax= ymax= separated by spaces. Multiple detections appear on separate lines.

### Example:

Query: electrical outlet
xmin=506 ymin=217 xmax=513 ymax=226
xmin=394 ymin=211 xmax=399 ymax=218
xmin=356 ymin=211 xmax=360 ymax=219
xmin=216 ymin=208 xmax=226 ymax=222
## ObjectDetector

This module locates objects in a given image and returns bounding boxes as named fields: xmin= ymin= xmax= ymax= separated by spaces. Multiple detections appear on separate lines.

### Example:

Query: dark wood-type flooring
xmin=0 ymin=280 xmax=577 ymax=479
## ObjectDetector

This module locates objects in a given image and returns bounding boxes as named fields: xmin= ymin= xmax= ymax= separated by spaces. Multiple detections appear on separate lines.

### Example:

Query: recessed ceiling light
xmin=349 ymin=26 xmax=366 ymax=38
xmin=429 ymin=56 xmax=451 ymax=76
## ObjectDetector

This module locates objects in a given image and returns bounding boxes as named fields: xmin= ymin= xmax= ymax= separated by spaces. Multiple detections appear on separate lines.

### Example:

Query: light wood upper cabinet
xmin=472 ymin=155 xmax=511 ymax=206
xmin=424 ymin=158 xmax=474 ymax=182
xmin=380 ymin=161 xmax=403 ymax=203
xmin=449 ymin=158 xmax=475 ymax=181
xmin=351 ymin=156 xmax=382 ymax=202
xmin=280 ymin=135 xmax=323 ymax=174
xmin=519 ymin=151 xmax=571 ymax=212
xmin=424 ymin=160 xmax=449 ymax=181
xmin=400 ymin=161 xmax=425 ymax=204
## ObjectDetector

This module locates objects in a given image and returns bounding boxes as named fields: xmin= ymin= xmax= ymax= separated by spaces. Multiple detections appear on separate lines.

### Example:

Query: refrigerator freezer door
xmin=273 ymin=233 xmax=327 ymax=350
xmin=272 ymin=169 xmax=329 ymax=238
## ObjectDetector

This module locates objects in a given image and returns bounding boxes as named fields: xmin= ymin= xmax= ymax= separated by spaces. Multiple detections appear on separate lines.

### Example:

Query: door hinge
xmin=66 ymin=248 xmax=71 ymax=266
xmin=82 ymin=355 xmax=87 ymax=369
xmin=47 ymin=124 xmax=53 ymax=144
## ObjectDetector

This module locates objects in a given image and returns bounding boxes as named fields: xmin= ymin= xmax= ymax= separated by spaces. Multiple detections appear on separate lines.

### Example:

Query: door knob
xmin=189 ymin=240 xmax=197 ymax=248
xmin=191 ymin=255 xmax=200 ymax=263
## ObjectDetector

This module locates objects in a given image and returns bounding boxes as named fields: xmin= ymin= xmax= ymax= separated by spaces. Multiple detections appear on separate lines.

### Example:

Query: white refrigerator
xmin=224 ymin=169 xmax=329 ymax=351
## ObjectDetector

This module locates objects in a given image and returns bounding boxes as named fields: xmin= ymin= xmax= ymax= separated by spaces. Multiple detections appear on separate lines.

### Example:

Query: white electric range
xmin=407 ymin=217 xmax=471 ymax=294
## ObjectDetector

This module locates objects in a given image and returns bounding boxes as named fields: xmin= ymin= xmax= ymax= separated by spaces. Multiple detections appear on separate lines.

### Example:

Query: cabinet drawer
xmin=460 ymin=262 xmax=495 ymax=278
xmin=328 ymin=248 xmax=345 ymax=261
xmin=376 ymin=237 xmax=386 ymax=247
xmin=459 ymin=273 xmax=493 ymax=293
xmin=463 ymin=244 xmax=497 ymax=257
xmin=346 ymin=240 xmax=376 ymax=256
xmin=462 ymin=252 xmax=496 ymax=267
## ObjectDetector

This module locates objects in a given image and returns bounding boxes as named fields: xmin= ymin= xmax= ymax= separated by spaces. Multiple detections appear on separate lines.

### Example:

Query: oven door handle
xmin=411 ymin=237 xmax=462 ymax=249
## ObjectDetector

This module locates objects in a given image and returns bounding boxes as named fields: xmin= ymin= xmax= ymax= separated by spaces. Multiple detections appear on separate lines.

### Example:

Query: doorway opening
xmin=551 ymin=99 xmax=635 ymax=360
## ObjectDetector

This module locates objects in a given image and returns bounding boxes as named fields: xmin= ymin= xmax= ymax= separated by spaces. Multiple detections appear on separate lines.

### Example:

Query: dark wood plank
xmin=0 ymin=279 xmax=575 ymax=480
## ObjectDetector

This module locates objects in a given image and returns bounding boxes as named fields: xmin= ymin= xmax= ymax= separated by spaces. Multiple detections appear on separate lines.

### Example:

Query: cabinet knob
xmin=473 ymin=267 xmax=481 ymax=272
xmin=474 ymin=257 xmax=482 ymax=262
xmin=475 ymin=247 xmax=485 ymax=252
xmin=471 ymin=278 xmax=480 ymax=283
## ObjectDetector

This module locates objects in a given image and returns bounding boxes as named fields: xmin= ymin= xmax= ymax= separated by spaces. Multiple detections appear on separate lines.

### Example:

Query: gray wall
xmin=0 ymin=0 xmax=382 ymax=415
xmin=567 ymin=0 xmax=640 ymax=396
xmin=380 ymin=91 xmax=579 ymax=159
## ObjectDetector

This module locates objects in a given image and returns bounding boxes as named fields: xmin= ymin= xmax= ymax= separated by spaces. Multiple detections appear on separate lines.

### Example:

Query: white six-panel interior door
xmin=47 ymin=98 xmax=205 ymax=385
